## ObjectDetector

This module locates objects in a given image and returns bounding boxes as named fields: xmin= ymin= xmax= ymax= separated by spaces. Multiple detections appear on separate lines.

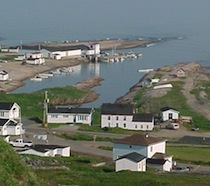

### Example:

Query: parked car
xmin=172 ymin=166 xmax=190 ymax=173
xmin=9 ymin=138 xmax=33 ymax=148
xmin=166 ymin=123 xmax=179 ymax=130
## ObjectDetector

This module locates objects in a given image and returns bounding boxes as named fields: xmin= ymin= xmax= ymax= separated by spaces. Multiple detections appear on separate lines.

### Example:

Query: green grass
xmin=29 ymin=152 xmax=210 ymax=186
xmin=0 ymin=86 xmax=89 ymax=121
xmin=98 ymin=146 xmax=113 ymax=151
xmin=167 ymin=146 xmax=210 ymax=164
xmin=0 ymin=138 xmax=42 ymax=186
xmin=134 ymin=81 xmax=210 ymax=130
xmin=59 ymin=132 xmax=115 ymax=142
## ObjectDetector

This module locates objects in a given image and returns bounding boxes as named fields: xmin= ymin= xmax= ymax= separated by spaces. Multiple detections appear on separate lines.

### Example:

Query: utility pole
xmin=43 ymin=91 xmax=49 ymax=128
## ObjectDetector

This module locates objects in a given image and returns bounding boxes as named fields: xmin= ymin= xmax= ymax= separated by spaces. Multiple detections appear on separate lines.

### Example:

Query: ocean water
xmin=1 ymin=0 xmax=210 ymax=107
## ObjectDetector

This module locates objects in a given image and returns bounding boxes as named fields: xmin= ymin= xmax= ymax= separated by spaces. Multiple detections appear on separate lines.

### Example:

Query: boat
xmin=30 ymin=77 xmax=42 ymax=82
xmin=59 ymin=67 xmax=73 ymax=74
xmin=51 ymin=69 xmax=61 ymax=75
xmin=36 ymin=74 xmax=49 ymax=79
xmin=138 ymin=69 xmax=154 ymax=73
xmin=39 ymin=72 xmax=54 ymax=77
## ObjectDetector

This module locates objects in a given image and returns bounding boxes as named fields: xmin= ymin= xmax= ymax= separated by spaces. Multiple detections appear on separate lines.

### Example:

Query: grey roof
xmin=7 ymin=120 xmax=18 ymax=126
xmin=48 ymin=106 xmax=93 ymax=114
xmin=22 ymin=44 xmax=90 ymax=52
xmin=117 ymin=152 xmax=146 ymax=163
xmin=101 ymin=103 xmax=134 ymax=115
xmin=0 ymin=70 xmax=8 ymax=75
xmin=32 ymin=144 xmax=69 ymax=153
xmin=114 ymin=134 xmax=166 ymax=146
xmin=147 ymin=158 xmax=167 ymax=165
xmin=0 ymin=119 xmax=8 ymax=126
xmin=160 ymin=107 xmax=179 ymax=112
xmin=132 ymin=113 xmax=153 ymax=122
xmin=0 ymin=102 xmax=15 ymax=110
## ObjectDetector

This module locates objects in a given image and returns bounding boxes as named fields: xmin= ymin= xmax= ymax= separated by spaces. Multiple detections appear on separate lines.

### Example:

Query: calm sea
xmin=1 ymin=0 xmax=210 ymax=107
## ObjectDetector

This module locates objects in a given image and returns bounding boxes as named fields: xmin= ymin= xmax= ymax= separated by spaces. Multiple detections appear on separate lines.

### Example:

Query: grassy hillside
xmin=0 ymin=86 xmax=88 ymax=121
xmin=0 ymin=138 xmax=42 ymax=186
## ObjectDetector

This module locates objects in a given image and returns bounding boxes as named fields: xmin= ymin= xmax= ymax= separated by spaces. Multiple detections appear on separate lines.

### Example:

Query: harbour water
xmin=1 ymin=0 xmax=210 ymax=107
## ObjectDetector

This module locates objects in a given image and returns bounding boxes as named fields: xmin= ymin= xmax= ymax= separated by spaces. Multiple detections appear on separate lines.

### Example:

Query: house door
xmin=168 ymin=113 xmax=173 ymax=120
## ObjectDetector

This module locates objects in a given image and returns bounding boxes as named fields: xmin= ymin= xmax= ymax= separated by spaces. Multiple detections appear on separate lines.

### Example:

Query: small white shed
xmin=18 ymin=144 xmax=71 ymax=157
xmin=160 ymin=107 xmax=179 ymax=121
xmin=0 ymin=70 xmax=9 ymax=81
xmin=116 ymin=152 xmax=146 ymax=172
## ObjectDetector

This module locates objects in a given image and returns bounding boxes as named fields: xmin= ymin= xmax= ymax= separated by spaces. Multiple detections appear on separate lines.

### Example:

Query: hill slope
xmin=0 ymin=138 xmax=42 ymax=186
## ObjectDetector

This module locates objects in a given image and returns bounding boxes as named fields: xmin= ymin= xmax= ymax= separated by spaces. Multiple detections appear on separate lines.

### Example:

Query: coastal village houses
xmin=114 ymin=134 xmax=173 ymax=172
xmin=18 ymin=144 xmax=71 ymax=157
xmin=47 ymin=106 xmax=94 ymax=125
xmin=160 ymin=107 xmax=179 ymax=121
xmin=101 ymin=103 xmax=154 ymax=131
xmin=18 ymin=43 xmax=100 ymax=61
xmin=0 ymin=102 xmax=25 ymax=136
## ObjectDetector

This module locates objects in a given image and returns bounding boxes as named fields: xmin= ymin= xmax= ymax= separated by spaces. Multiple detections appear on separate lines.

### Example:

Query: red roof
xmin=114 ymin=134 xmax=166 ymax=146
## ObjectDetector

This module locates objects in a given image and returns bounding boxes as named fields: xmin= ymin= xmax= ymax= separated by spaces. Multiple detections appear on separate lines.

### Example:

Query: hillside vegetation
xmin=0 ymin=138 xmax=42 ymax=186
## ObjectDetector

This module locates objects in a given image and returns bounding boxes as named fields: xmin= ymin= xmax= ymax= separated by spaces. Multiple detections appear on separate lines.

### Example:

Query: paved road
xmin=23 ymin=121 xmax=113 ymax=159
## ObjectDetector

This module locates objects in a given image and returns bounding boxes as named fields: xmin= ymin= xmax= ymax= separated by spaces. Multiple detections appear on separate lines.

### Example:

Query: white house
xmin=1 ymin=46 xmax=19 ymax=53
xmin=101 ymin=103 xmax=154 ymax=131
xmin=0 ymin=70 xmax=9 ymax=81
xmin=131 ymin=114 xmax=154 ymax=131
xmin=25 ymin=58 xmax=45 ymax=65
xmin=115 ymin=152 xmax=146 ymax=172
xmin=83 ymin=43 xmax=101 ymax=56
xmin=176 ymin=68 xmax=186 ymax=77
xmin=47 ymin=106 xmax=94 ymax=125
xmin=113 ymin=134 xmax=166 ymax=160
xmin=160 ymin=107 xmax=179 ymax=121
xmin=0 ymin=102 xmax=21 ymax=121
xmin=147 ymin=153 xmax=173 ymax=172
xmin=20 ymin=44 xmax=94 ymax=60
xmin=14 ymin=54 xmax=26 ymax=61
xmin=0 ymin=119 xmax=25 ymax=136
xmin=26 ymin=52 xmax=43 ymax=59
xmin=18 ymin=144 xmax=71 ymax=157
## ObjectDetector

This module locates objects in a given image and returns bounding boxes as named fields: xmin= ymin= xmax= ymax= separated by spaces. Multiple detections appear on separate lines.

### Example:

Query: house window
xmin=124 ymin=123 xmax=126 ymax=128
xmin=51 ymin=115 xmax=58 ymax=118
xmin=108 ymin=116 xmax=110 ymax=120
xmin=150 ymin=146 xmax=153 ymax=152
xmin=116 ymin=116 xmax=119 ymax=120
xmin=63 ymin=115 xmax=69 ymax=118
xmin=116 ymin=123 xmax=118 ymax=127
xmin=141 ymin=125 xmax=143 ymax=129
xmin=135 ymin=125 xmax=137 ymax=129
xmin=0 ymin=112 xmax=4 ymax=117
xmin=147 ymin=125 xmax=149 ymax=129
xmin=124 ymin=116 xmax=126 ymax=121
xmin=78 ymin=115 xmax=87 ymax=121
xmin=129 ymin=145 xmax=132 ymax=148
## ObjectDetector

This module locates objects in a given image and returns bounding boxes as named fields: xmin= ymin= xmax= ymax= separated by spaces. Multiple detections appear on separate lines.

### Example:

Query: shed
xmin=116 ymin=152 xmax=146 ymax=172
xmin=160 ymin=107 xmax=179 ymax=121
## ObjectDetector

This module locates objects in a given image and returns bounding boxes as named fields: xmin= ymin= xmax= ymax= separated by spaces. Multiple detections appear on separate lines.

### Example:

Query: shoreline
xmin=0 ymin=39 xmax=150 ymax=93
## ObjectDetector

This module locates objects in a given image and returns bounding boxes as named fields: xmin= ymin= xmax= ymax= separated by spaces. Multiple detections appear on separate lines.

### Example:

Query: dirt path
xmin=181 ymin=70 xmax=210 ymax=121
